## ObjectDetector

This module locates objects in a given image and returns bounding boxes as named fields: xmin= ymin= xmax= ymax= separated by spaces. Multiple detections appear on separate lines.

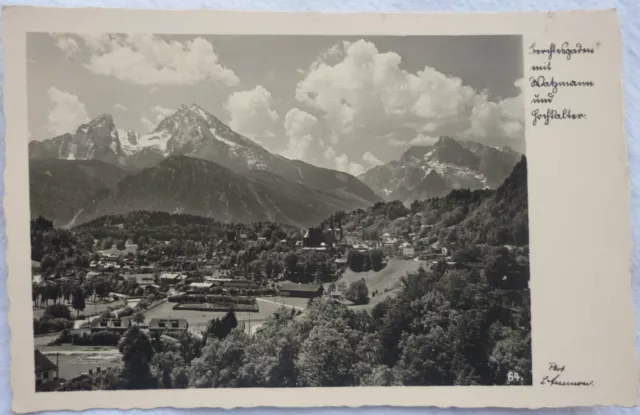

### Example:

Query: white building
xmin=189 ymin=282 xmax=214 ymax=291
xmin=400 ymin=242 xmax=415 ymax=258
xmin=160 ymin=273 xmax=187 ymax=284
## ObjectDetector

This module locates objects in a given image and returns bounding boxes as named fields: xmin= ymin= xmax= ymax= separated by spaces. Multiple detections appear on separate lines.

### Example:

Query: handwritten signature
xmin=540 ymin=362 xmax=594 ymax=386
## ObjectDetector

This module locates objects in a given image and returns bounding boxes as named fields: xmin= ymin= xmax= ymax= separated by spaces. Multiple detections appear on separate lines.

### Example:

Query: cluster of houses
xmin=297 ymin=222 xmax=449 ymax=261
xmin=89 ymin=317 xmax=189 ymax=336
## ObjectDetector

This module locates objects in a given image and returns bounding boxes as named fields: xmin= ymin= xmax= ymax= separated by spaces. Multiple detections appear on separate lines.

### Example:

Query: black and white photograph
xmin=26 ymin=32 xmax=531 ymax=392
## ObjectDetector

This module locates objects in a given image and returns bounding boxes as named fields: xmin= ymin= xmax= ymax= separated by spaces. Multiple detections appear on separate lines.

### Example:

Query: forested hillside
xmin=326 ymin=156 xmax=528 ymax=248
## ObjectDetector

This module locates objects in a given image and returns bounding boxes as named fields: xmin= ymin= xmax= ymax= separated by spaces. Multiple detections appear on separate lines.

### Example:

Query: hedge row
xmin=173 ymin=302 xmax=259 ymax=312
xmin=49 ymin=329 xmax=121 ymax=346
xmin=186 ymin=287 xmax=277 ymax=296
xmin=33 ymin=317 xmax=74 ymax=335
xmin=168 ymin=294 xmax=256 ymax=305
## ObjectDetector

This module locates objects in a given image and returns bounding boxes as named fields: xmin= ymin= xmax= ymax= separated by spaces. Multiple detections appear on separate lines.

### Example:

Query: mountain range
xmin=29 ymin=104 xmax=523 ymax=228
xmin=358 ymin=136 xmax=522 ymax=204
xmin=29 ymin=104 xmax=382 ymax=227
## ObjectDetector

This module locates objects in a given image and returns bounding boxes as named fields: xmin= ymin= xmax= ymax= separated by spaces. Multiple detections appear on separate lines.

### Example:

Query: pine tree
xmin=71 ymin=285 xmax=86 ymax=317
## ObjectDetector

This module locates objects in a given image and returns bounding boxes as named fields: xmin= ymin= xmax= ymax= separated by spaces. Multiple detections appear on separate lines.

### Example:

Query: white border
xmin=3 ymin=6 xmax=637 ymax=412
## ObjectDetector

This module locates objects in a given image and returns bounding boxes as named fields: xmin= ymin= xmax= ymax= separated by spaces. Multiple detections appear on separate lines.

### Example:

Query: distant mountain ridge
xmin=29 ymin=159 xmax=129 ymax=228
xmin=75 ymin=155 xmax=381 ymax=228
xmin=28 ymin=104 xmax=382 ymax=227
xmin=358 ymin=136 xmax=522 ymax=204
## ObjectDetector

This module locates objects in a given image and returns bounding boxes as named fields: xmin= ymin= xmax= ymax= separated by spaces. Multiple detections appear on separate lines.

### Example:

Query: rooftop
xmin=34 ymin=350 xmax=57 ymax=373
xmin=149 ymin=318 xmax=189 ymax=330
xmin=280 ymin=282 xmax=323 ymax=292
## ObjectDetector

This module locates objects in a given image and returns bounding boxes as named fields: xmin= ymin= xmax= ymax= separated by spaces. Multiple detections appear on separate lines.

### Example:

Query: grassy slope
xmin=332 ymin=258 xmax=424 ymax=310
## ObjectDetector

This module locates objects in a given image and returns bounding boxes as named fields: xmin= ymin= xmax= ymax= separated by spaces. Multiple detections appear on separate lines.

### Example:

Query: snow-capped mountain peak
xmin=28 ymin=112 xmax=127 ymax=164
xmin=118 ymin=128 xmax=142 ymax=156
xmin=359 ymin=136 xmax=522 ymax=203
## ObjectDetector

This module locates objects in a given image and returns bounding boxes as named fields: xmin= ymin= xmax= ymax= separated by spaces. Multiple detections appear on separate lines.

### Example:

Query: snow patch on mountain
xmin=212 ymin=130 xmax=240 ymax=150
xmin=359 ymin=136 xmax=520 ymax=203
xmin=138 ymin=131 xmax=172 ymax=155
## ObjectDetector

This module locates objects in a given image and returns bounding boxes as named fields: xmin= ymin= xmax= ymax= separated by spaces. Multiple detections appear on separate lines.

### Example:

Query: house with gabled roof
xmin=279 ymin=282 xmax=324 ymax=298
xmin=149 ymin=318 xmax=189 ymax=335
xmin=34 ymin=350 xmax=58 ymax=387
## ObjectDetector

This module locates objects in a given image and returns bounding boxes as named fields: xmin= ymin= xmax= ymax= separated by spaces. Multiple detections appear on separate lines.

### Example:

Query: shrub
xmin=135 ymin=298 xmax=151 ymax=310
xmin=49 ymin=328 xmax=73 ymax=345
xmin=44 ymin=304 xmax=72 ymax=320
xmin=345 ymin=278 xmax=370 ymax=305
xmin=64 ymin=331 xmax=122 ymax=346
xmin=89 ymin=331 xmax=121 ymax=346
xmin=116 ymin=306 xmax=134 ymax=318
xmin=34 ymin=316 xmax=74 ymax=335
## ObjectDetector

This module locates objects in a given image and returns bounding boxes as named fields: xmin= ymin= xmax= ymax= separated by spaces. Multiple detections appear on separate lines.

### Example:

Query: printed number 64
xmin=507 ymin=371 xmax=521 ymax=383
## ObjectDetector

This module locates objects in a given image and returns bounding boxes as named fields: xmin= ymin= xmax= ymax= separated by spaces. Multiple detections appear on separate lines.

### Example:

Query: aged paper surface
xmin=3 ymin=6 xmax=637 ymax=412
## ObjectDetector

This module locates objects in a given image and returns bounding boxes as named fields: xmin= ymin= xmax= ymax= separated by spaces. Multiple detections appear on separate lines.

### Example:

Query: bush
xmin=345 ymin=278 xmax=370 ymax=305
xmin=168 ymin=294 xmax=255 ymax=305
xmin=62 ymin=331 xmax=122 ymax=346
xmin=34 ymin=316 xmax=74 ymax=335
xmin=89 ymin=331 xmax=121 ymax=346
xmin=115 ymin=306 xmax=134 ymax=318
xmin=44 ymin=304 xmax=72 ymax=320
xmin=49 ymin=328 xmax=73 ymax=345
xmin=133 ymin=312 xmax=145 ymax=324
xmin=135 ymin=298 xmax=151 ymax=310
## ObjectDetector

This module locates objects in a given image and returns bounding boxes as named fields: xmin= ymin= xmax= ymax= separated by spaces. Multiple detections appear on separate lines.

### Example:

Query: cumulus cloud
xmin=114 ymin=103 xmax=128 ymax=111
xmin=141 ymin=116 xmax=156 ymax=132
xmin=362 ymin=151 xmax=384 ymax=168
xmin=224 ymin=86 xmax=281 ymax=146
xmin=282 ymin=108 xmax=320 ymax=160
xmin=46 ymin=87 xmax=90 ymax=135
xmin=280 ymin=108 xmax=364 ymax=175
xmin=462 ymin=79 xmax=525 ymax=146
xmin=59 ymin=34 xmax=239 ymax=86
xmin=408 ymin=134 xmax=440 ymax=146
xmin=323 ymin=146 xmax=365 ymax=176
xmin=53 ymin=35 xmax=81 ymax=59
xmin=296 ymin=40 xmax=524 ymax=151
xmin=151 ymin=105 xmax=175 ymax=118
xmin=140 ymin=105 xmax=176 ymax=132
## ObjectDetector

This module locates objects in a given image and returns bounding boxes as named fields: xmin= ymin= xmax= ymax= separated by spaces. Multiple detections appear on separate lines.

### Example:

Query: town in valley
xmin=28 ymin=33 xmax=531 ymax=390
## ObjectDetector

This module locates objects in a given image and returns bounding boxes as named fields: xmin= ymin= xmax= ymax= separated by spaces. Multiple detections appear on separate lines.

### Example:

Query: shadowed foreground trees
xmin=118 ymin=325 xmax=157 ymax=389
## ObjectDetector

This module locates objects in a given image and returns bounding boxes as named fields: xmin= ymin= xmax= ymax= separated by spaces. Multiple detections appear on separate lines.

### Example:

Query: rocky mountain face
xmin=358 ymin=136 xmax=522 ymax=204
xmin=29 ymin=104 xmax=382 ymax=227
xmin=29 ymin=114 xmax=125 ymax=165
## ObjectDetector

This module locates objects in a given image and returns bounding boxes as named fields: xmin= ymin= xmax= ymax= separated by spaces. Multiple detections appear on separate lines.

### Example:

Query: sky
xmin=27 ymin=33 xmax=524 ymax=175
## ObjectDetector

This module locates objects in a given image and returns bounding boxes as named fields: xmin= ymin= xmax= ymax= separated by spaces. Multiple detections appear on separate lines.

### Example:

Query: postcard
xmin=2 ymin=6 xmax=637 ymax=412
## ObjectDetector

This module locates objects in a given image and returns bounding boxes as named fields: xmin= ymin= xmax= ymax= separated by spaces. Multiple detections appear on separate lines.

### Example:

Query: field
xmin=33 ymin=298 xmax=126 ymax=319
xmin=41 ymin=347 xmax=121 ymax=380
xmin=333 ymin=258 xmax=425 ymax=310
xmin=139 ymin=296 xmax=305 ymax=335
